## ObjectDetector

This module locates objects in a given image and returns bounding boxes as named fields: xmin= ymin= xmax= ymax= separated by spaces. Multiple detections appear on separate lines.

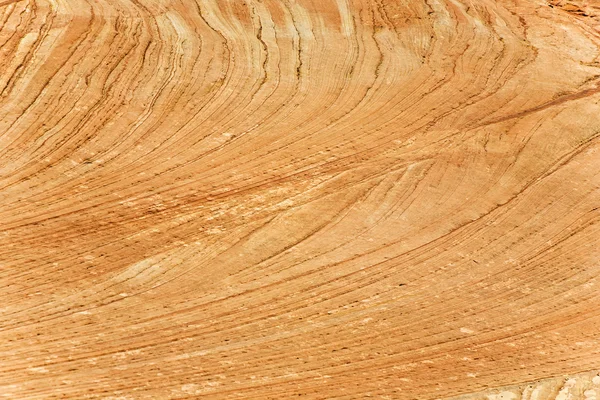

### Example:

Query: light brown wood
xmin=1 ymin=0 xmax=599 ymax=398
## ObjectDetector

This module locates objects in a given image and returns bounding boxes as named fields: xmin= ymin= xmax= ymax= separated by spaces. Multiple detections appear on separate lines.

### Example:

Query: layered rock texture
xmin=1 ymin=0 xmax=599 ymax=398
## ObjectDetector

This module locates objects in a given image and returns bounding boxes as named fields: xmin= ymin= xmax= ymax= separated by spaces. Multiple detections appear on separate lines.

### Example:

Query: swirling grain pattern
xmin=0 ymin=0 xmax=599 ymax=398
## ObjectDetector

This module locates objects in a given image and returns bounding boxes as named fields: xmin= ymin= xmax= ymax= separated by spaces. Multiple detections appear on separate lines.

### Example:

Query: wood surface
xmin=1 ymin=0 xmax=600 ymax=398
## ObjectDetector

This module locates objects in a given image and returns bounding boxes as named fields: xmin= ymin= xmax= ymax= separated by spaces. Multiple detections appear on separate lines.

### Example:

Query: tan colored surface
xmin=451 ymin=370 xmax=600 ymax=400
xmin=1 ymin=0 xmax=599 ymax=398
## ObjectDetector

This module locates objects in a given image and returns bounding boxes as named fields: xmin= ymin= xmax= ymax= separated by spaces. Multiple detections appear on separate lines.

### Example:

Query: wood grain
xmin=1 ymin=0 xmax=599 ymax=398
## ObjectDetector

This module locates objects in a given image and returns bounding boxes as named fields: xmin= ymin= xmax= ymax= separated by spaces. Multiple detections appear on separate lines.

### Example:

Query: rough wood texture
xmin=1 ymin=0 xmax=599 ymax=398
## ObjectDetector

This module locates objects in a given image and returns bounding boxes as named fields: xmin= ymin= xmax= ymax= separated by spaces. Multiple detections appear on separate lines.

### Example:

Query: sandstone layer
xmin=1 ymin=0 xmax=600 ymax=398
